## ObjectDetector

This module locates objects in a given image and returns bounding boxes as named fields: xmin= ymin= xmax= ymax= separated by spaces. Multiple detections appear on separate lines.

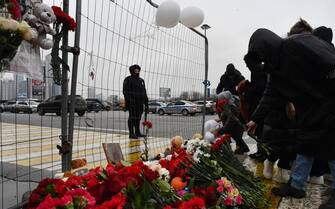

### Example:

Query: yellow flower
xmin=18 ymin=21 xmax=33 ymax=41
xmin=0 ymin=17 xmax=10 ymax=29
xmin=232 ymin=188 xmax=240 ymax=196
xmin=6 ymin=19 xmax=19 ymax=32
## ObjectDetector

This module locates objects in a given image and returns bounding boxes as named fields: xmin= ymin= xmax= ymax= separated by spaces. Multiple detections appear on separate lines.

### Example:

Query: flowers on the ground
xmin=144 ymin=160 xmax=170 ymax=181
xmin=29 ymin=130 xmax=267 ymax=209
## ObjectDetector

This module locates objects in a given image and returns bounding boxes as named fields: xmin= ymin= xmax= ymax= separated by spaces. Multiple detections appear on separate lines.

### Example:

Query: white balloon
xmin=156 ymin=0 xmax=181 ymax=28
xmin=204 ymin=132 xmax=215 ymax=143
xmin=180 ymin=6 xmax=205 ymax=28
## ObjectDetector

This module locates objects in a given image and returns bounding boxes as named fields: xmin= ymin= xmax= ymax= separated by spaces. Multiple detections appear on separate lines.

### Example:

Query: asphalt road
xmin=0 ymin=110 xmax=217 ymax=139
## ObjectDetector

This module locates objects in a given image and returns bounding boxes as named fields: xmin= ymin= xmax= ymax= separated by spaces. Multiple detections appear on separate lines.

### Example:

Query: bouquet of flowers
xmin=187 ymin=135 xmax=268 ymax=209
xmin=0 ymin=2 xmax=33 ymax=70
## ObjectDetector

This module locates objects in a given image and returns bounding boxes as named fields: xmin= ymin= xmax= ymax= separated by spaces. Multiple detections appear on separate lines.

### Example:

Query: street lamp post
xmin=200 ymin=23 xmax=210 ymax=137
xmin=146 ymin=0 xmax=209 ymax=137
xmin=201 ymin=24 xmax=211 ymax=37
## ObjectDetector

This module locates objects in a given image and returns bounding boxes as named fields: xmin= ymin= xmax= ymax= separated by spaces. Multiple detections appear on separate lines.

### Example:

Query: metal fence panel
xmin=0 ymin=0 xmax=206 ymax=208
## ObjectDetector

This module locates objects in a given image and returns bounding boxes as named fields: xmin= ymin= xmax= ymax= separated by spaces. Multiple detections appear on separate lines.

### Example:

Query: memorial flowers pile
xmin=28 ymin=135 xmax=267 ymax=209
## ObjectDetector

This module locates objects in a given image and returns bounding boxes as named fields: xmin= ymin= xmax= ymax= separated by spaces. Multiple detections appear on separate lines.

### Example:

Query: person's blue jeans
xmin=291 ymin=154 xmax=335 ymax=190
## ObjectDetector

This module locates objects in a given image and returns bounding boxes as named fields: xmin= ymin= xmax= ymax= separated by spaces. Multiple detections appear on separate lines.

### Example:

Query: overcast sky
xmin=155 ymin=0 xmax=335 ymax=88
xmin=2 ymin=0 xmax=334 ymax=99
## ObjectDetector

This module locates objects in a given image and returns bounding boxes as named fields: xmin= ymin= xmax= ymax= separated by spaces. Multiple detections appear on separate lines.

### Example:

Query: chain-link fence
xmin=0 ymin=0 xmax=207 ymax=208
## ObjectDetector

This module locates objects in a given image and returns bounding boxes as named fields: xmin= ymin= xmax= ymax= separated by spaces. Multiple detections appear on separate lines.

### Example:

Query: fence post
xmin=146 ymin=0 xmax=209 ymax=137
xmin=61 ymin=0 xmax=70 ymax=172
xmin=67 ymin=0 xmax=82 ymax=168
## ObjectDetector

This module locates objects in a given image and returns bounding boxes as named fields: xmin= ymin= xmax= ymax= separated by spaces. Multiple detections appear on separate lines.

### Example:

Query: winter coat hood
xmin=245 ymin=28 xmax=283 ymax=73
xmin=313 ymin=26 xmax=333 ymax=46
xmin=129 ymin=64 xmax=141 ymax=77
xmin=225 ymin=63 xmax=236 ymax=75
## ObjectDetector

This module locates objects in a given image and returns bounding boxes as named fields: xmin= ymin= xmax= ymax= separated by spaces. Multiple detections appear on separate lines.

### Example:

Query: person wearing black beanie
xmin=313 ymin=26 xmax=333 ymax=45
xmin=123 ymin=64 xmax=149 ymax=139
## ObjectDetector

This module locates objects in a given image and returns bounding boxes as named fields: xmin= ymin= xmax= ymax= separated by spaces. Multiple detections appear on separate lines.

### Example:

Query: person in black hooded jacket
xmin=245 ymin=27 xmax=335 ymax=209
xmin=216 ymin=63 xmax=245 ymax=95
xmin=123 ymin=64 xmax=149 ymax=139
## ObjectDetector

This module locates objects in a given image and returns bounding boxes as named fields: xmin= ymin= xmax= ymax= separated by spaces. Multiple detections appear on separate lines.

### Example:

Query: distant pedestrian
xmin=216 ymin=63 xmax=245 ymax=95
xmin=123 ymin=64 xmax=149 ymax=139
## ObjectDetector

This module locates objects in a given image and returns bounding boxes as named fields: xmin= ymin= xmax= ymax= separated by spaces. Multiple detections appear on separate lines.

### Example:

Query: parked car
xmin=2 ymin=100 xmax=16 ymax=112
xmin=102 ymin=101 xmax=112 ymax=111
xmin=0 ymin=100 xmax=6 ymax=112
xmin=157 ymin=100 xmax=201 ymax=116
xmin=37 ymin=95 xmax=87 ymax=116
xmin=86 ymin=98 xmax=105 ymax=112
xmin=148 ymin=102 xmax=166 ymax=113
xmin=194 ymin=100 xmax=216 ymax=115
xmin=11 ymin=101 xmax=35 ymax=114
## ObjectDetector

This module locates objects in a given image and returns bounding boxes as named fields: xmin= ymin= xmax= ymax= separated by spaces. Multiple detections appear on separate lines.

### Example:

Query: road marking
xmin=0 ymin=123 xmax=170 ymax=173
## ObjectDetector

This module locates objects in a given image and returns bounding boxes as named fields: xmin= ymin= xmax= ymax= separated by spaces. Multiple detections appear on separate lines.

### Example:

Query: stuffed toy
xmin=204 ymin=119 xmax=221 ymax=143
xmin=171 ymin=136 xmax=183 ymax=153
xmin=70 ymin=158 xmax=87 ymax=170
xmin=24 ymin=1 xmax=56 ymax=49
xmin=153 ymin=136 xmax=184 ymax=160
xmin=192 ymin=133 xmax=203 ymax=140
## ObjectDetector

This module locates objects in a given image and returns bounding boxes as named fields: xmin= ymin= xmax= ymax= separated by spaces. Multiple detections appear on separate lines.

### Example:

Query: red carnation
xmin=7 ymin=0 xmax=21 ymax=20
xmin=178 ymin=197 xmax=205 ymax=209
xmin=142 ymin=120 xmax=153 ymax=129
xmin=52 ymin=6 xmax=77 ymax=31
xmin=216 ymin=98 xmax=229 ymax=113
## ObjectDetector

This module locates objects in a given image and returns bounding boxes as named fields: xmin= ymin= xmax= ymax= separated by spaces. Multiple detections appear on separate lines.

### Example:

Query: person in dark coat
xmin=215 ymin=91 xmax=249 ymax=154
xmin=123 ymin=64 xmax=149 ymax=139
xmin=216 ymin=63 xmax=245 ymax=95
xmin=249 ymin=75 xmax=297 ymax=183
xmin=245 ymin=27 xmax=335 ymax=209
xmin=238 ymin=64 xmax=268 ymax=161
xmin=308 ymin=26 xmax=334 ymax=183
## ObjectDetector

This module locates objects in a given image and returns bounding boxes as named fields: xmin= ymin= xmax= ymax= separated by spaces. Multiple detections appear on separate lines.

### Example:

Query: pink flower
xmin=177 ymin=190 xmax=187 ymax=197
xmin=236 ymin=195 xmax=243 ymax=205
xmin=216 ymin=185 xmax=224 ymax=193
xmin=224 ymin=197 xmax=233 ymax=206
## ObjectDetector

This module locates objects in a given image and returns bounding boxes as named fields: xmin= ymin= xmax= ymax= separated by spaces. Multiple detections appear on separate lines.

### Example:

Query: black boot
xmin=319 ymin=190 xmax=335 ymax=209
xmin=135 ymin=120 xmax=146 ymax=138
xmin=271 ymin=183 xmax=306 ymax=198
xmin=234 ymin=143 xmax=250 ymax=155
xmin=128 ymin=119 xmax=138 ymax=139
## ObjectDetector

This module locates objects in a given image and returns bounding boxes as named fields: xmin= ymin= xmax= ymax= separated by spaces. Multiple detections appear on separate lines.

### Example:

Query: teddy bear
xmin=203 ymin=119 xmax=221 ymax=143
xmin=24 ymin=1 xmax=56 ymax=49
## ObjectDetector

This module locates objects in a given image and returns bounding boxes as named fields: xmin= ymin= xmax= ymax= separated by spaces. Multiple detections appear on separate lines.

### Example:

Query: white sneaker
xmin=263 ymin=159 xmax=274 ymax=179
xmin=273 ymin=167 xmax=290 ymax=183
xmin=308 ymin=176 xmax=324 ymax=185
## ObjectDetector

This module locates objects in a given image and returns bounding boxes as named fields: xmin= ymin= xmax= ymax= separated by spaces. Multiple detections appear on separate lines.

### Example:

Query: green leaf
xmin=188 ymin=177 xmax=195 ymax=189
xmin=154 ymin=179 xmax=171 ymax=193
xmin=64 ymin=203 xmax=74 ymax=209
xmin=100 ymin=171 xmax=108 ymax=180
xmin=181 ymin=193 xmax=195 ymax=201
xmin=121 ymin=160 xmax=132 ymax=166
xmin=140 ymin=180 xmax=153 ymax=201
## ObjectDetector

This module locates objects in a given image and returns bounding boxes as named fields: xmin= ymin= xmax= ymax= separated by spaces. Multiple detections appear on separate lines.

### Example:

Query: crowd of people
xmin=214 ymin=19 xmax=335 ymax=209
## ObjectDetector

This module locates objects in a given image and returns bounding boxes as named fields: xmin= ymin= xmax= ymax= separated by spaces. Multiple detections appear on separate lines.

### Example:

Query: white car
xmin=157 ymin=100 xmax=201 ymax=116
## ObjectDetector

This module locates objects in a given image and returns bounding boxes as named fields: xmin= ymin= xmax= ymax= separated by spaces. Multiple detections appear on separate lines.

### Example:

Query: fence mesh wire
xmin=0 ymin=0 xmax=206 ymax=208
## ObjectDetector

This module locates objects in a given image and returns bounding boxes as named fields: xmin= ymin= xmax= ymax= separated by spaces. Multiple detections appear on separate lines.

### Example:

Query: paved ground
xmin=242 ymin=144 xmax=333 ymax=209
xmin=0 ymin=110 xmax=210 ymax=139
